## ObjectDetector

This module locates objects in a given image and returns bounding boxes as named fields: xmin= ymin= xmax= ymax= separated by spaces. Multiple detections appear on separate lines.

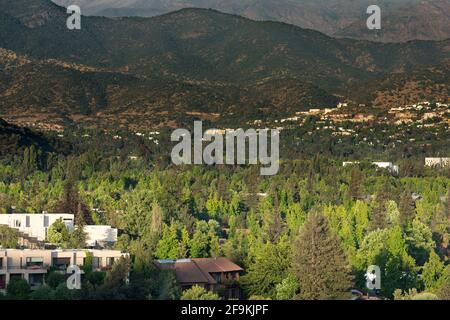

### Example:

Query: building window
xmin=29 ymin=274 xmax=45 ymax=288
xmin=213 ymin=273 xmax=221 ymax=283
xmin=0 ymin=275 xmax=5 ymax=289
xmin=92 ymin=257 xmax=102 ymax=269
xmin=26 ymin=257 xmax=44 ymax=268
xmin=52 ymin=257 xmax=71 ymax=270
xmin=26 ymin=216 xmax=30 ymax=228
xmin=106 ymin=257 xmax=115 ymax=267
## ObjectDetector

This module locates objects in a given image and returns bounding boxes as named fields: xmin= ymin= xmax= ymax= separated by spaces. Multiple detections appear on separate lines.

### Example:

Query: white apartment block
xmin=343 ymin=161 xmax=399 ymax=174
xmin=0 ymin=213 xmax=118 ymax=248
xmin=0 ymin=213 xmax=73 ymax=241
xmin=84 ymin=225 xmax=118 ymax=247
xmin=372 ymin=162 xmax=400 ymax=175
xmin=0 ymin=249 xmax=126 ymax=292
xmin=425 ymin=158 xmax=450 ymax=167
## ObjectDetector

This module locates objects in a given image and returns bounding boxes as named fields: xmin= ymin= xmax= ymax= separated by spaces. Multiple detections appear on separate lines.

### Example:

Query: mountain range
xmin=0 ymin=0 xmax=448 ymax=129
xmin=52 ymin=0 xmax=450 ymax=42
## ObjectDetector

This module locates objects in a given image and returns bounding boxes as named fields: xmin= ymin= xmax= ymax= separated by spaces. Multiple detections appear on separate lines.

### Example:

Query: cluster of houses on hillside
xmin=342 ymin=157 xmax=450 ymax=175
xmin=267 ymin=100 xmax=450 ymax=130
xmin=388 ymin=101 xmax=450 ymax=126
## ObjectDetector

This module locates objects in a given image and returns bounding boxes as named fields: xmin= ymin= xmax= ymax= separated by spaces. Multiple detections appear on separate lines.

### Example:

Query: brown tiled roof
xmin=155 ymin=257 xmax=243 ymax=286
xmin=192 ymin=257 xmax=243 ymax=273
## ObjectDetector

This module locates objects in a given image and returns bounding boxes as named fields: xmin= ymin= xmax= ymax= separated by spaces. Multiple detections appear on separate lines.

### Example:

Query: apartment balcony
xmin=5 ymin=264 xmax=49 ymax=273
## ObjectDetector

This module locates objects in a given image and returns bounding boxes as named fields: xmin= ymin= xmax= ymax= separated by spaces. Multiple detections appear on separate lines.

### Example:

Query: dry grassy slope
xmin=2 ymin=1 xmax=449 ymax=87
xmin=348 ymin=63 xmax=450 ymax=107
xmin=0 ymin=1 xmax=448 ymax=129
xmin=0 ymin=48 xmax=338 ymax=128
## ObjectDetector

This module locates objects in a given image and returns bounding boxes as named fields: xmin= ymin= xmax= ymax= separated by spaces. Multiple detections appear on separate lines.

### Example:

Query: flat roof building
xmin=0 ymin=213 xmax=118 ymax=248
xmin=0 ymin=249 xmax=127 ymax=292
xmin=343 ymin=161 xmax=399 ymax=175
xmin=425 ymin=158 xmax=450 ymax=167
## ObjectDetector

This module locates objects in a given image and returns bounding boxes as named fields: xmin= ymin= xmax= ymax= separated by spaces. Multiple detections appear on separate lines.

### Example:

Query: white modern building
xmin=0 ymin=213 xmax=118 ymax=248
xmin=0 ymin=213 xmax=73 ymax=241
xmin=425 ymin=158 xmax=450 ymax=167
xmin=84 ymin=225 xmax=118 ymax=247
xmin=0 ymin=249 xmax=127 ymax=292
xmin=372 ymin=162 xmax=400 ymax=175
xmin=343 ymin=161 xmax=399 ymax=175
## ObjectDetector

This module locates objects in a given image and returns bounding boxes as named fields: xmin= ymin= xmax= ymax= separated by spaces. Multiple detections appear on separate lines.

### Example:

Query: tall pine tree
xmin=292 ymin=211 xmax=353 ymax=300
xmin=370 ymin=180 xmax=391 ymax=230
xmin=399 ymin=190 xmax=415 ymax=227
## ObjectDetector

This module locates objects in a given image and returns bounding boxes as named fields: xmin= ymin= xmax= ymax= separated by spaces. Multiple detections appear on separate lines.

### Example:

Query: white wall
xmin=0 ymin=214 xmax=74 ymax=241
xmin=0 ymin=214 xmax=117 ymax=247
xmin=84 ymin=225 xmax=118 ymax=247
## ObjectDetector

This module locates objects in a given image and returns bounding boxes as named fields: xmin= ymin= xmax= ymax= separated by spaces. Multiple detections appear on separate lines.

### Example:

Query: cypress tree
xmin=349 ymin=168 xmax=363 ymax=200
xmin=370 ymin=180 xmax=390 ymax=230
xmin=399 ymin=190 xmax=415 ymax=227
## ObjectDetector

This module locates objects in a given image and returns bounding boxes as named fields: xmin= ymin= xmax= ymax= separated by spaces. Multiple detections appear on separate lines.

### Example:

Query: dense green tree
xmin=370 ymin=179 xmax=392 ymax=230
xmin=156 ymin=270 xmax=181 ymax=300
xmin=29 ymin=284 xmax=53 ymax=300
xmin=20 ymin=146 xmax=38 ymax=179
xmin=275 ymin=274 xmax=299 ymax=300
xmin=399 ymin=190 xmax=416 ymax=227
xmin=96 ymin=257 xmax=131 ymax=299
xmin=189 ymin=220 xmax=220 ymax=258
xmin=68 ymin=224 xmax=87 ymax=249
xmin=394 ymin=289 xmax=438 ymax=300
xmin=405 ymin=219 xmax=435 ymax=266
xmin=356 ymin=226 xmax=418 ymax=297
xmin=156 ymin=224 xmax=179 ymax=259
xmin=178 ymin=227 xmax=190 ymax=258
xmin=0 ymin=225 xmax=19 ymax=248
xmin=47 ymin=218 xmax=70 ymax=246
xmin=349 ymin=168 xmax=363 ymax=200
xmin=437 ymin=283 xmax=450 ymax=300
xmin=181 ymin=285 xmax=220 ymax=300
xmin=119 ymin=189 xmax=153 ymax=237
xmin=52 ymin=283 xmax=75 ymax=300
xmin=150 ymin=201 xmax=164 ymax=236
xmin=46 ymin=272 xmax=65 ymax=289
xmin=242 ymin=240 xmax=291 ymax=299
xmin=422 ymin=251 xmax=445 ymax=291
xmin=7 ymin=277 xmax=30 ymax=299
xmin=292 ymin=211 xmax=353 ymax=300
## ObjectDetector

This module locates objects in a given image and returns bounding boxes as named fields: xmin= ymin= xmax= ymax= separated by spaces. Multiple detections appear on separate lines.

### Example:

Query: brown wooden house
xmin=155 ymin=257 xmax=243 ymax=299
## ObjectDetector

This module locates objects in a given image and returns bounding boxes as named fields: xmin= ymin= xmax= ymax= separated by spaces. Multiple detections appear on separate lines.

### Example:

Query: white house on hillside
xmin=425 ymin=158 xmax=450 ymax=167
xmin=343 ymin=161 xmax=399 ymax=175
